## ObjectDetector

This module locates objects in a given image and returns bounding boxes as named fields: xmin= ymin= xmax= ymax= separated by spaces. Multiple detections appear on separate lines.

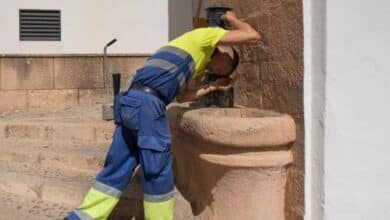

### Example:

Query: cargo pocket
xmin=120 ymin=95 xmax=142 ymax=130
xmin=140 ymin=148 xmax=171 ymax=177
xmin=148 ymin=100 xmax=171 ymax=142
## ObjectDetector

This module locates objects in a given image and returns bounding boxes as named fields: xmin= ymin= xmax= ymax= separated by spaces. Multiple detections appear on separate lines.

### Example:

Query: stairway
xmin=0 ymin=106 xmax=146 ymax=219
xmin=0 ymin=105 xmax=193 ymax=220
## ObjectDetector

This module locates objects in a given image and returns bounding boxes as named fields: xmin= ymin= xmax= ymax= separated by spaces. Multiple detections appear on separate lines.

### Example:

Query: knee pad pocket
xmin=140 ymin=149 xmax=171 ymax=177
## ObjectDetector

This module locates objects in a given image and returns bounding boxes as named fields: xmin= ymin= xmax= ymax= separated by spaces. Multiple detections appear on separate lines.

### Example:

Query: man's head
xmin=207 ymin=46 xmax=239 ymax=76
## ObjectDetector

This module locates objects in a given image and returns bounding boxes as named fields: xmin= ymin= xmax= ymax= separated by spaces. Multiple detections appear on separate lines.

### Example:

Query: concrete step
xmin=0 ymin=160 xmax=97 ymax=183
xmin=0 ymin=164 xmax=144 ymax=217
xmin=0 ymin=180 xmax=144 ymax=220
xmin=0 ymin=121 xmax=114 ymax=145
xmin=0 ymin=168 xmax=91 ymax=207
xmin=0 ymin=105 xmax=115 ymax=145
xmin=0 ymin=140 xmax=108 ymax=174
xmin=0 ymin=190 xmax=71 ymax=220
xmin=0 ymin=156 xmax=144 ymax=214
xmin=0 ymin=180 xmax=192 ymax=220
xmin=0 ymin=106 xmax=146 ymax=219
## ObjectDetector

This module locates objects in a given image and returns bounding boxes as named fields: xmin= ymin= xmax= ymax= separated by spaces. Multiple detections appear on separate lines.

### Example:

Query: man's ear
xmin=217 ymin=46 xmax=235 ymax=60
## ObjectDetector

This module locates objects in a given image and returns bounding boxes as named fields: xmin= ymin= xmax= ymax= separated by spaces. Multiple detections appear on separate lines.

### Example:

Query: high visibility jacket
xmin=132 ymin=27 xmax=227 ymax=104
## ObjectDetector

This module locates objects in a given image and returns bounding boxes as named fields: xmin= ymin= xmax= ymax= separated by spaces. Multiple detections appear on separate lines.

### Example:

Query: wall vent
xmin=19 ymin=9 xmax=61 ymax=41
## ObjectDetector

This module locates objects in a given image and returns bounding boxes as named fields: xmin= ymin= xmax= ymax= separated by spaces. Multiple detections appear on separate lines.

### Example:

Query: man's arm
xmin=218 ymin=11 xmax=261 ymax=45
xmin=176 ymin=86 xmax=214 ymax=103
xmin=176 ymin=78 xmax=233 ymax=103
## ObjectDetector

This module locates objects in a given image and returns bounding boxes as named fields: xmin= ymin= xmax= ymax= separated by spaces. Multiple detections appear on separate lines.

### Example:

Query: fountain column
xmin=167 ymin=103 xmax=296 ymax=220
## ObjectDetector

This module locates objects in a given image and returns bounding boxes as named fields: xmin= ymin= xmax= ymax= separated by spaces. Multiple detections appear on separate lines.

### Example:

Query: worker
xmin=66 ymin=10 xmax=260 ymax=220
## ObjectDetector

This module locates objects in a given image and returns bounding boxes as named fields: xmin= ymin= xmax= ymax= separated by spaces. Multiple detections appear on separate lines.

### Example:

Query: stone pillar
xmin=168 ymin=103 xmax=296 ymax=220
xmin=200 ymin=1 xmax=304 ymax=218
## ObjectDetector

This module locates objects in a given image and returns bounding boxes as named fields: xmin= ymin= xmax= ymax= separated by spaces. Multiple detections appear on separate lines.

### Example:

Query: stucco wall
xmin=201 ymin=1 xmax=304 ymax=219
xmin=323 ymin=0 xmax=390 ymax=219
xmin=303 ymin=0 xmax=325 ymax=219
xmin=0 ymin=0 xmax=169 ymax=54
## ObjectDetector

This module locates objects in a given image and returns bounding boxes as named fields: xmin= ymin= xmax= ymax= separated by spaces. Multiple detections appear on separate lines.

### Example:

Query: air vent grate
xmin=19 ymin=9 xmax=61 ymax=41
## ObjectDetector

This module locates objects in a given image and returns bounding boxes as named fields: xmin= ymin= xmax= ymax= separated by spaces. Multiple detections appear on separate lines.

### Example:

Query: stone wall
xmin=0 ymin=55 xmax=147 ymax=112
xmin=203 ymin=1 xmax=304 ymax=219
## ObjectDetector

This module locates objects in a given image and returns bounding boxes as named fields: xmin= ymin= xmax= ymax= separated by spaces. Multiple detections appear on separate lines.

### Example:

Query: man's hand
xmin=222 ymin=11 xmax=239 ymax=23
xmin=208 ymin=77 xmax=234 ymax=91
xmin=218 ymin=10 xmax=261 ymax=45
xmin=175 ymin=77 xmax=234 ymax=103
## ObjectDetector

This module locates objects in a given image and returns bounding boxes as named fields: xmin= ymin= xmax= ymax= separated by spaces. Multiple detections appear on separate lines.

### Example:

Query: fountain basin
xmin=167 ymin=103 xmax=296 ymax=220
xmin=177 ymin=106 xmax=295 ymax=148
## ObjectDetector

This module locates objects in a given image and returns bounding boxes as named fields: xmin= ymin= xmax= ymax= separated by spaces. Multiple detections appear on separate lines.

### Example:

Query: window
xmin=19 ymin=9 xmax=61 ymax=41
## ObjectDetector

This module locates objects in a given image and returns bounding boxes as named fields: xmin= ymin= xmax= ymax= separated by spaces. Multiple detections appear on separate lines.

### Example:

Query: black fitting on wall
xmin=205 ymin=6 xmax=232 ymax=28
xmin=112 ymin=73 xmax=121 ymax=96
xmin=198 ymin=5 xmax=235 ymax=108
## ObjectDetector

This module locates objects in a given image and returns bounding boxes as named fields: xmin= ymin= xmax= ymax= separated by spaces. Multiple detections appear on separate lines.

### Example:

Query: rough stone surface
xmin=285 ymin=168 xmax=305 ymax=218
xmin=0 ymin=164 xmax=90 ymax=206
xmin=0 ymin=90 xmax=27 ymax=111
xmin=79 ymin=88 xmax=106 ymax=106
xmin=54 ymin=57 xmax=103 ymax=89
xmin=291 ymin=120 xmax=304 ymax=170
xmin=0 ymin=58 xmax=54 ymax=90
xmin=0 ymin=56 xmax=148 ymax=112
xmin=285 ymin=209 xmax=304 ymax=220
xmin=204 ymin=0 xmax=304 ymax=217
xmin=27 ymin=89 xmax=79 ymax=109
xmin=0 ymin=191 xmax=71 ymax=220
xmin=168 ymin=103 xmax=296 ymax=220
xmin=0 ymin=140 xmax=105 ymax=173
xmin=0 ymin=106 xmax=192 ymax=219
xmin=0 ymin=106 xmax=114 ymax=144
xmin=175 ymin=106 xmax=296 ymax=148
xmin=107 ymin=57 xmax=147 ymax=90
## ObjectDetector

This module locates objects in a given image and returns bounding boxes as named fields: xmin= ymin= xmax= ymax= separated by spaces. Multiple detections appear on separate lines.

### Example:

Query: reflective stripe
xmin=144 ymin=58 xmax=178 ymax=74
xmin=92 ymin=181 xmax=122 ymax=198
xmin=157 ymin=45 xmax=189 ymax=60
xmin=157 ymin=46 xmax=195 ymax=74
xmin=74 ymin=209 xmax=94 ymax=220
xmin=188 ymin=61 xmax=195 ymax=73
xmin=144 ymin=197 xmax=174 ymax=220
xmin=177 ymin=72 xmax=187 ymax=90
xmin=144 ymin=190 xmax=174 ymax=202
xmin=78 ymin=188 xmax=119 ymax=220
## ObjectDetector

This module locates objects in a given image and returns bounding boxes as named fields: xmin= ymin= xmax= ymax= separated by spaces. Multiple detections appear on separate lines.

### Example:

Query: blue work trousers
xmin=68 ymin=89 xmax=174 ymax=220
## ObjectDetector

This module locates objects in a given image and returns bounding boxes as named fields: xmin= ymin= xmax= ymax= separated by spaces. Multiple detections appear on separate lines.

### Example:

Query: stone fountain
xmin=167 ymin=103 xmax=296 ymax=220
xmin=167 ymin=5 xmax=296 ymax=219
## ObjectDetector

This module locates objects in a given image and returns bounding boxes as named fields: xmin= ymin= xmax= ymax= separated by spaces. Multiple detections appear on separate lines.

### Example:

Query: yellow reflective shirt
xmin=167 ymin=27 xmax=227 ymax=78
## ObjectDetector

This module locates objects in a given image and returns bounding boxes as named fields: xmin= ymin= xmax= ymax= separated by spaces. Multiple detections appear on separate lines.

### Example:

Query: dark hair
xmin=211 ymin=47 xmax=240 ymax=76
xmin=229 ymin=48 xmax=240 ymax=75
xmin=211 ymin=47 xmax=219 ymax=58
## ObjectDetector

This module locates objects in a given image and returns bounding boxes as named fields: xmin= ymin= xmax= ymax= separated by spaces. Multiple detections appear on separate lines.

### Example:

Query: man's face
xmin=207 ymin=49 xmax=233 ymax=76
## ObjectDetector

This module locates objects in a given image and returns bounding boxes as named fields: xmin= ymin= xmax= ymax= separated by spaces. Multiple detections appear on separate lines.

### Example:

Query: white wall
xmin=303 ymin=0 xmax=326 ymax=218
xmin=306 ymin=0 xmax=390 ymax=219
xmin=324 ymin=0 xmax=390 ymax=219
xmin=0 ymin=0 xmax=170 ymax=54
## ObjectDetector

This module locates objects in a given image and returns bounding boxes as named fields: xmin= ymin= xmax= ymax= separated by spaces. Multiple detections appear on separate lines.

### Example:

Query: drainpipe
xmin=103 ymin=38 xmax=117 ymax=102
xmin=102 ymin=38 xmax=118 ymax=120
